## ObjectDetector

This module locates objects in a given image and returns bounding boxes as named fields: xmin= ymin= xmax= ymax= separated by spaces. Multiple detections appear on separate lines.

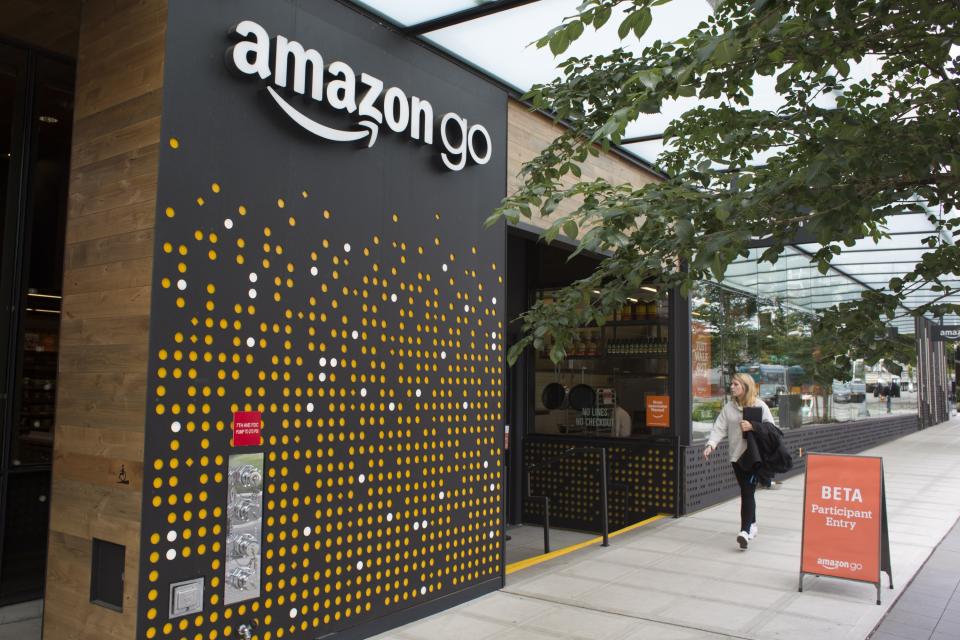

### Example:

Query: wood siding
xmin=42 ymin=1 xmax=166 ymax=638
xmin=506 ymin=100 xmax=660 ymax=232
xmin=0 ymin=0 xmax=81 ymax=58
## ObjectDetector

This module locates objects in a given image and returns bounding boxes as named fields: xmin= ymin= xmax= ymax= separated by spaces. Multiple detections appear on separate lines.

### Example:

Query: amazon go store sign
xmin=226 ymin=21 xmax=493 ymax=171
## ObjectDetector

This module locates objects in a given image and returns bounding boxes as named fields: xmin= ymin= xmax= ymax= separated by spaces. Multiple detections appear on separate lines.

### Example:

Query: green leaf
xmin=549 ymin=31 xmax=570 ymax=55
xmin=563 ymin=220 xmax=579 ymax=239
xmin=632 ymin=8 xmax=653 ymax=40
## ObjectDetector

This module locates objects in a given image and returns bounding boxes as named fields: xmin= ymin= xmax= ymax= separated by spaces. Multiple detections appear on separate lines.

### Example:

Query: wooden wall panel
xmin=0 ymin=0 xmax=81 ymax=58
xmin=42 ymin=0 xmax=166 ymax=638
xmin=506 ymin=100 xmax=660 ymax=232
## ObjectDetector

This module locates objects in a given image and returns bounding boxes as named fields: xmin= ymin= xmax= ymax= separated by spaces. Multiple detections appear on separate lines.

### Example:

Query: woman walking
xmin=703 ymin=373 xmax=775 ymax=550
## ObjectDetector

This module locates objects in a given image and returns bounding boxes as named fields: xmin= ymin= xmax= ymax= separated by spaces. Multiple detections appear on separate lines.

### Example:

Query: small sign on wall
xmin=232 ymin=411 xmax=262 ymax=447
xmin=646 ymin=395 xmax=670 ymax=428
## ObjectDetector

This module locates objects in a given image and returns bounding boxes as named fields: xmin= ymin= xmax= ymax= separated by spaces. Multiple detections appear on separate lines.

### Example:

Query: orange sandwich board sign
xmin=799 ymin=453 xmax=892 ymax=604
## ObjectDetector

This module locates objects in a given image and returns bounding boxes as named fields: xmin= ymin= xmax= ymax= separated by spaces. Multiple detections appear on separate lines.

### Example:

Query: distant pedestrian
xmin=703 ymin=373 xmax=775 ymax=550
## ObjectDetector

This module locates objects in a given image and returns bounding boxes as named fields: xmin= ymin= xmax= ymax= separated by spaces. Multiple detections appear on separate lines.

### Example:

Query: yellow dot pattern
xmin=140 ymin=168 xmax=504 ymax=640
xmin=524 ymin=440 xmax=675 ymax=529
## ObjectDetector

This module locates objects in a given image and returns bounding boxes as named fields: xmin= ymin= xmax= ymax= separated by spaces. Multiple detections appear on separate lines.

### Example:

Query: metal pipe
xmin=600 ymin=448 xmax=609 ymax=547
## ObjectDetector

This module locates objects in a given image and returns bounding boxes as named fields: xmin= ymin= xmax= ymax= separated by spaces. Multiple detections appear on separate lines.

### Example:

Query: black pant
xmin=732 ymin=463 xmax=757 ymax=533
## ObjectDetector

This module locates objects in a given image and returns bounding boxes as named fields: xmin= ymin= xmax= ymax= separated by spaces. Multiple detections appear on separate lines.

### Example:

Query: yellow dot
xmin=165 ymin=207 xmax=175 ymax=218
xmin=392 ymin=213 xmax=399 ymax=222
xmin=302 ymin=191 xmax=309 ymax=198
xmin=197 ymin=197 xmax=205 ymax=206
xmin=323 ymin=210 xmax=331 ymax=220
xmin=239 ymin=205 xmax=247 ymax=216
xmin=169 ymin=138 xmax=180 ymax=149
xmin=277 ymin=198 xmax=285 ymax=209
xmin=288 ymin=217 xmax=296 ymax=227
xmin=211 ymin=183 xmax=221 ymax=193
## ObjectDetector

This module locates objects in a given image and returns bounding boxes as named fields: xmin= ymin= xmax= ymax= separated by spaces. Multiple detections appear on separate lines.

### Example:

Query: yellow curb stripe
xmin=505 ymin=514 xmax=669 ymax=575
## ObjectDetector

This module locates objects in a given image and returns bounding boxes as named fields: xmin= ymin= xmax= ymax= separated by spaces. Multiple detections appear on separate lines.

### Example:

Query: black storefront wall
xmin=137 ymin=2 xmax=507 ymax=639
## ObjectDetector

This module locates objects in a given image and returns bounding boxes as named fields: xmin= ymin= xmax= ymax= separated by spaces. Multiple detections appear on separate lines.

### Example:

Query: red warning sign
xmin=232 ymin=411 xmax=262 ymax=447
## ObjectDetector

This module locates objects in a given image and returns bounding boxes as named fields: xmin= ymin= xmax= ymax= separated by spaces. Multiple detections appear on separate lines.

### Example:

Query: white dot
xmin=360 ymin=388 xmax=367 ymax=398
xmin=319 ymin=372 xmax=327 ymax=382
xmin=483 ymin=460 xmax=489 ymax=469
xmin=464 ymin=304 xmax=470 ymax=313
xmin=421 ymin=586 xmax=427 ymax=595
xmin=439 ymin=491 xmax=445 ymax=499
xmin=303 ymin=526 xmax=312 ymax=536
xmin=289 ymin=608 xmax=297 ymax=619
xmin=344 ymin=243 xmax=351 ymax=253
xmin=246 ymin=337 xmax=255 ymax=348
xmin=489 ymin=531 xmax=495 ymax=539
xmin=463 ymin=401 xmax=469 ymax=409
xmin=390 ymin=293 xmax=398 ymax=303
xmin=415 ymin=389 xmax=422 ymax=398
xmin=489 ymin=483 xmax=496 ymax=491
xmin=359 ymin=474 xmax=366 ymax=484
xmin=441 ymin=351 xmax=447 ymax=360
xmin=224 ymin=218 xmax=234 ymax=229
xmin=413 ymin=522 xmax=420 ymax=531
xmin=421 ymin=520 xmax=428 ymax=529
xmin=167 ymin=531 xmax=177 ymax=542
xmin=249 ymin=272 xmax=258 ymax=283
xmin=248 ymin=288 xmax=257 ymax=299
xmin=356 ymin=560 xmax=364 ymax=570
xmin=310 ymin=266 xmax=318 ymax=276
xmin=492 ymin=297 xmax=498 ymax=305
xmin=388 ymin=402 xmax=395 ymax=411
xmin=166 ymin=549 xmax=176 ymax=561
xmin=318 ymin=357 xmax=327 ymax=367
xmin=177 ymin=279 xmax=187 ymax=291
xmin=171 ymin=421 xmax=182 ymax=433
xmin=351 ymin=330 xmax=359 ymax=339
xmin=387 ymin=513 xmax=393 ymax=522
xmin=331 ymin=358 xmax=338 ymax=367
xmin=307 ymin=402 xmax=314 ymax=412
xmin=442 ymin=264 xmax=448 ymax=272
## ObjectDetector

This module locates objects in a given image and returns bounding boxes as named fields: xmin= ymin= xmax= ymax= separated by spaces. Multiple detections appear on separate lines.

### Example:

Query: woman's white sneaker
xmin=749 ymin=523 xmax=758 ymax=539
xmin=737 ymin=531 xmax=749 ymax=550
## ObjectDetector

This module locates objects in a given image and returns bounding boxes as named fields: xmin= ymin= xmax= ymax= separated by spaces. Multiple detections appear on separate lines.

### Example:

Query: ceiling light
xmin=39 ymin=115 xmax=59 ymax=124
xmin=641 ymin=286 xmax=657 ymax=293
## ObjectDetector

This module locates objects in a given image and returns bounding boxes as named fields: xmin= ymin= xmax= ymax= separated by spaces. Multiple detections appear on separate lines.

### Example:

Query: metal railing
xmin=525 ymin=446 xmax=609 ymax=554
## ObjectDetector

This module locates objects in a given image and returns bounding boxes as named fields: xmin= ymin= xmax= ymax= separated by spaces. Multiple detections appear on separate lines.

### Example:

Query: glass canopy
xmin=343 ymin=0 xmax=957 ymax=330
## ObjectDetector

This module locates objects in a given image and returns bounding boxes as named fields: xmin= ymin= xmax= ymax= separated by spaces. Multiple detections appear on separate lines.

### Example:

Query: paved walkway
xmin=871 ymin=517 xmax=960 ymax=640
xmin=373 ymin=418 xmax=960 ymax=640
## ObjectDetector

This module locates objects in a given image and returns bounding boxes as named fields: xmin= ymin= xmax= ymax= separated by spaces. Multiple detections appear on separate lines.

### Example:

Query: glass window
xmin=533 ymin=287 xmax=670 ymax=438
xmin=692 ymin=247 xmax=917 ymax=441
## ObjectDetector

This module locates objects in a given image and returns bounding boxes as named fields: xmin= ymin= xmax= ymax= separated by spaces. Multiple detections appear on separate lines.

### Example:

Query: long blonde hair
xmin=732 ymin=372 xmax=758 ymax=408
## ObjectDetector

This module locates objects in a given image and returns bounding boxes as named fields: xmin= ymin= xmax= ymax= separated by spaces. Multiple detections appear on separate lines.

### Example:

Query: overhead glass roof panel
xmin=349 ymin=0 xmax=499 ymax=28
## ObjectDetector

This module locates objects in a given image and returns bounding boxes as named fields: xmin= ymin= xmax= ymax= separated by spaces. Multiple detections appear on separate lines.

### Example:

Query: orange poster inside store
xmin=692 ymin=322 xmax=712 ymax=399
xmin=646 ymin=395 xmax=670 ymax=428
xmin=799 ymin=453 xmax=892 ymax=604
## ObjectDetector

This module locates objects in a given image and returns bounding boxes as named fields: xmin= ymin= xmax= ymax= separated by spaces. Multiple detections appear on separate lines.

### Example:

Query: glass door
xmin=0 ymin=43 xmax=73 ymax=605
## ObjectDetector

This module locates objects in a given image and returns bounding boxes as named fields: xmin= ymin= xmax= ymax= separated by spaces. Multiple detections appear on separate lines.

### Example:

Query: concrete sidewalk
xmin=372 ymin=418 xmax=960 ymax=640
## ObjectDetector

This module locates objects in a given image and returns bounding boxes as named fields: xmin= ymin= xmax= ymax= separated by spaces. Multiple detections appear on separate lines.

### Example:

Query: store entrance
xmin=504 ymin=229 xmax=681 ymax=570
xmin=0 ymin=42 xmax=73 ymax=605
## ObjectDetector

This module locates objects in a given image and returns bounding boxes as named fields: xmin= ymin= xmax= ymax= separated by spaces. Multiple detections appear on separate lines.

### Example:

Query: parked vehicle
xmin=849 ymin=379 xmax=867 ymax=403
xmin=832 ymin=382 xmax=852 ymax=403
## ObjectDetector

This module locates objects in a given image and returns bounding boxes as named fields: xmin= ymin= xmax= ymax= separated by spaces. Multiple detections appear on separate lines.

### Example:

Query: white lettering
xmin=383 ymin=87 xmax=410 ymax=133
xmin=229 ymin=21 xmax=271 ymax=80
xmin=357 ymin=73 xmax=384 ymax=124
xmin=410 ymin=97 xmax=433 ymax=143
xmin=225 ymin=20 xmax=492 ymax=169
xmin=821 ymin=486 xmax=863 ymax=503
xmin=440 ymin=113 xmax=469 ymax=171
xmin=468 ymin=124 xmax=492 ymax=165
xmin=273 ymin=36 xmax=324 ymax=100
xmin=326 ymin=61 xmax=357 ymax=113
